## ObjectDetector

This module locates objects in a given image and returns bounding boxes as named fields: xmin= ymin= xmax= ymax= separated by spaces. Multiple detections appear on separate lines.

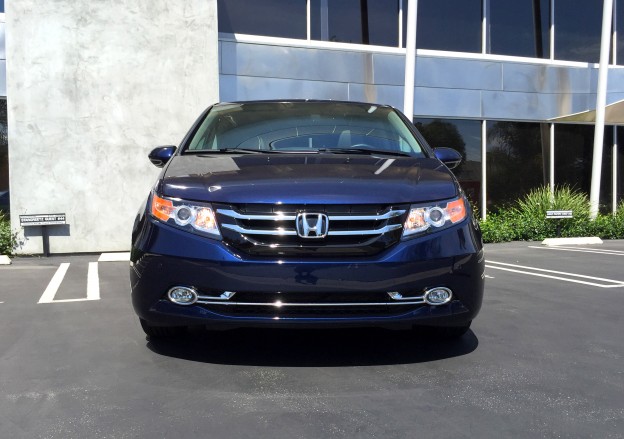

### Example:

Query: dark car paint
xmin=158 ymin=155 xmax=458 ymax=205
xmin=130 ymin=100 xmax=484 ymax=330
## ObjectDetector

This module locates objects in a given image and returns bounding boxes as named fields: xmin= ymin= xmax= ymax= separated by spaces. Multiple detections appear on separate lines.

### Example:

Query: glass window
xmin=0 ymin=99 xmax=8 ymax=215
xmin=486 ymin=122 xmax=548 ymax=210
xmin=490 ymin=0 xmax=550 ymax=58
xmin=411 ymin=0 xmax=482 ymax=53
xmin=0 ymin=1 xmax=4 ymax=13
xmin=187 ymin=102 xmax=426 ymax=156
xmin=218 ymin=0 xmax=307 ymax=39
xmin=617 ymin=0 xmax=624 ymax=64
xmin=414 ymin=118 xmax=482 ymax=210
xmin=555 ymin=124 xmax=612 ymax=210
xmin=554 ymin=0 xmax=602 ymax=63
xmin=618 ymin=128 xmax=624 ymax=205
xmin=310 ymin=0 xmax=400 ymax=46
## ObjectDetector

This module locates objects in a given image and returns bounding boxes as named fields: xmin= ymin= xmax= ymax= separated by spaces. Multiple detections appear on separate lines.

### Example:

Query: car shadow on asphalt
xmin=146 ymin=327 xmax=478 ymax=366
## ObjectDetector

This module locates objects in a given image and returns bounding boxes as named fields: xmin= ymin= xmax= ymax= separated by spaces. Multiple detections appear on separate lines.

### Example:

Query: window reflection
xmin=414 ymin=118 xmax=482 ymax=211
xmin=218 ymin=0 xmax=307 ymax=39
xmin=555 ymin=0 xmax=602 ymax=63
xmin=413 ymin=0 xmax=481 ymax=52
xmin=0 ymin=100 xmax=8 ymax=214
xmin=555 ymin=124 xmax=612 ymax=210
xmin=490 ymin=0 xmax=550 ymax=58
xmin=310 ymin=0 xmax=400 ymax=47
xmin=487 ymin=122 xmax=548 ymax=210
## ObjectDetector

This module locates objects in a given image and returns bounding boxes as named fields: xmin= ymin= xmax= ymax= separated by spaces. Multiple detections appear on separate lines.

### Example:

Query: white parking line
xmin=485 ymin=260 xmax=624 ymax=288
xmin=38 ymin=262 xmax=101 ymax=303
xmin=528 ymin=246 xmax=624 ymax=256
xmin=38 ymin=263 xmax=70 ymax=303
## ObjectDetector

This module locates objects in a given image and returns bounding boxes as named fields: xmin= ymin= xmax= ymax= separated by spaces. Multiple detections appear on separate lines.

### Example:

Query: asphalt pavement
xmin=1 ymin=242 xmax=623 ymax=438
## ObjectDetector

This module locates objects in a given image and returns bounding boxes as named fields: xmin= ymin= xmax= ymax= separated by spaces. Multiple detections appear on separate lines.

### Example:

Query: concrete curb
xmin=0 ymin=255 xmax=11 ymax=265
xmin=541 ymin=237 xmax=603 ymax=246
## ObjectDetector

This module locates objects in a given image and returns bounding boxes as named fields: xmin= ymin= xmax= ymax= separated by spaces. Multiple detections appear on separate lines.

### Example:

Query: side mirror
xmin=148 ymin=146 xmax=177 ymax=168
xmin=433 ymin=147 xmax=462 ymax=170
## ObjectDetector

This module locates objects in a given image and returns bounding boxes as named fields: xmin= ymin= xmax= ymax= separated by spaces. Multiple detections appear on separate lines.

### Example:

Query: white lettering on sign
xmin=19 ymin=214 xmax=67 ymax=227
xmin=546 ymin=210 xmax=573 ymax=219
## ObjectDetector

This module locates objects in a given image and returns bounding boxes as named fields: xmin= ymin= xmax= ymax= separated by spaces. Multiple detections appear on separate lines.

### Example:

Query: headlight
xmin=402 ymin=197 xmax=467 ymax=239
xmin=150 ymin=193 xmax=221 ymax=238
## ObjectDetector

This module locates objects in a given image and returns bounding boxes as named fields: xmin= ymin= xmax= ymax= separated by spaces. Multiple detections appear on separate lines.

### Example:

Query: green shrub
xmin=479 ymin=186 xmax=624 ymax=243
xmin=0 ymin=213 xmax=18 ymax=255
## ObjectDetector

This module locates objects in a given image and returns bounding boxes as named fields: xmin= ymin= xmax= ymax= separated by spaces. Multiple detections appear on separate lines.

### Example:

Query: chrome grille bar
xmin=220 ymin=223 xmax=402 ymax=236
xmin=217 ymin=209 xmax=405 ymax=222
xmin=196 ymin=299 xmax=425 ymax=306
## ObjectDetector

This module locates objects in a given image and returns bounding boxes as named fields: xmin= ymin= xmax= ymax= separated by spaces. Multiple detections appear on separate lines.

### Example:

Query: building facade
xmin=2 ymin=0 xmax=624 ymax=253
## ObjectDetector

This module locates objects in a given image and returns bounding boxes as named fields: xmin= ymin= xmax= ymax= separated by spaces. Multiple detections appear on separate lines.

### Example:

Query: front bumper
xmin=130 ymin=217 xmax=484 ymax=329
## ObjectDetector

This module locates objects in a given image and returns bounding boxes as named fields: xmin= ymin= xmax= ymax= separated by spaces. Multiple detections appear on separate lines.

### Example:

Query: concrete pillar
xmin=6 ymin=0 xmax=219 ymax=253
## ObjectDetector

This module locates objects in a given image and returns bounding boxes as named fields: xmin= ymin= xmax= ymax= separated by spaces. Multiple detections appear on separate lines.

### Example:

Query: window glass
xmin=310 ymin=0 xmax=400 ymax=46
xmin=490 ymin=0 xmax=550 ymax=58
xmin=187 ymin=102 xmax=425 ymax=156
xmin=554 ymin=0 xmax=602 ymax=62
xmin=618 ymin=127 xmax=624 ymax=205
xmin=218 ymin=0 xmax=307 ymax=39
xmin=414 ymin=118 xmax=482 ymax=210
xmin=412 ymin=0 xmax=481 ymax=53
xmin=486 ymin=122 xmax=548 ymax=210
xmin=0 ymin=99 xmax=8 ymax=215
xmin=617 ymin=0 xmax=624 ymax=64
xmin=555 ymin=124 xmax=612 ymax=210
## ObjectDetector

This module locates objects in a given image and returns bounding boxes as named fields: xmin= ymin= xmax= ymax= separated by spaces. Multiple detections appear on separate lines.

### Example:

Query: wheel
xmin=139 ymin=318 xmax=186 ymax=338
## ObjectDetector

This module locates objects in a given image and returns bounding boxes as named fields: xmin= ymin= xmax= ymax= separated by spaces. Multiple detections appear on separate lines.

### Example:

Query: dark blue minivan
xmin=130 ymin=101 xmax=484 ymax=338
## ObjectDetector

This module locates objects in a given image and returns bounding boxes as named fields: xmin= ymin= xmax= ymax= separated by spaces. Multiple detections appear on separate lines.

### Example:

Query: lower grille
xmin=194 ymin=291 xmax=425 ymax=318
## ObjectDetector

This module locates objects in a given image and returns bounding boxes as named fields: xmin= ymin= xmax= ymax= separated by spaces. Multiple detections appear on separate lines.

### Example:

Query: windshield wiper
xmin=318 ymin=148 xmax=413 ymax=157
xmin=186 ymin=148 xmax=279 ymax=155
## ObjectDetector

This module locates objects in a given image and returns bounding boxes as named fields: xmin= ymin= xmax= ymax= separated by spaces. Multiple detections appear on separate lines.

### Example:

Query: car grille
xmin=195 ymin=291 xmax=425 ymax=318
xmin=215 ymin=203 xmax=409 ymax=257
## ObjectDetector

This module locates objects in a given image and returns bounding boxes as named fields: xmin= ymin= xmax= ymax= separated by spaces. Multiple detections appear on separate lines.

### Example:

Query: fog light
xmin=424 ymin=287 xmax=452 ymax=305
xmin=167 ymin=286 xmax=198 ymax=305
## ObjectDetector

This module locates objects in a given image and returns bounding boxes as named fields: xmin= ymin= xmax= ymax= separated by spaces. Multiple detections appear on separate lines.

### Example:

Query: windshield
xmin=184 ymin=102 xmax=426 ymax=156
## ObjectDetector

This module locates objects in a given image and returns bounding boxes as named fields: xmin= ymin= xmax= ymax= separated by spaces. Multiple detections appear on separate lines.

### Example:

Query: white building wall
xmin=6 ymin=1 xmax=220 ymax=253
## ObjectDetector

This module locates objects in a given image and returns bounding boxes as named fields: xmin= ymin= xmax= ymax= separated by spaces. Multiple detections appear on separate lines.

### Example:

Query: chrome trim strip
xmin=221 ymin=223 xmax=402 ymax=236
xmin=220 ymin=224 xmax=298 ymax=235
xmin=327 ymin=224 xmax=403 ymax=235
xmin=217 ymin=209 xmax=297 ymax=221
xmin=218 ymin=208 xmax=405 ymax=222
xmin=195 ymin=300 xmax=426 ymax=306
xmin=328 ymin=210 xmax=405 ymax=221
xmin=197 ymin=292 xmax=237 ymax=301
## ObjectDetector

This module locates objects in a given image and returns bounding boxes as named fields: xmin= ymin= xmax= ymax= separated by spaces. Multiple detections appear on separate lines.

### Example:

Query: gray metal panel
xmin=482 ymin=90 xmax=593 ymax=121
xmin=503 ymin=63 xmax=592 ymax=94
xmin=221 ymin=41 xmax=374 ymax=84
xmin=607 ymin=69 xmax=624 ymax=93
xmin=415 ymin=57 xmax=502 ymax=91
xmin=372 ymin=53 xmax=404 ymax=86
xmin=347 ymin=83 xmax=403 ymax=108
xmin=413 ymin=87 xmax=482 ymax=119
xmin=0 ymin=60 xmax=5 ymax=97
xmin=0 ymin=22 xmax=5 ymax=60
xmin=220 ymin=74 xmax=349 ymax=102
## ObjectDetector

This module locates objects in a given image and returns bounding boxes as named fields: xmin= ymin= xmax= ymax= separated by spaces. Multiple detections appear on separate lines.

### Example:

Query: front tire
xmin=139 ymin=318 xmax=186 ymax=338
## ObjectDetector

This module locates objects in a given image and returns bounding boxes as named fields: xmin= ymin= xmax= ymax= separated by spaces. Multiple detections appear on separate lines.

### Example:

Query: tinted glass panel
xmin=555 ymin=124 xmax=612 ymax=210
xmin=218 ymin=0 xmax=307 ymax=39
xmin=187 ymin=102 xmax=425 ymax=156
xmin=414 ymin=0 xmax=481 ymax=52
xmin=617 ymin=0 xmax=624 ymax=64
xmin=555 ymin=0 xmax=602 ymax=62
xmin=414 ymin=118 xmax=482 ymax=210
xmin=486 ymin=122 xmax=548 ymax=210
xmin=490 ymin=0 xmax=550 ymax=58
xmin=0 ymin=100 xmax=8 ymax=214
xmin=619 ymin=127 xmax=624 ymax=205
xmin=310 ymin=0 xmax=399 ymax=46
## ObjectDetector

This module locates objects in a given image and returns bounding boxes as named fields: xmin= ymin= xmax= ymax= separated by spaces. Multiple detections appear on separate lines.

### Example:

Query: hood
xmin=159 ymin=154 xmax=459 ymax=204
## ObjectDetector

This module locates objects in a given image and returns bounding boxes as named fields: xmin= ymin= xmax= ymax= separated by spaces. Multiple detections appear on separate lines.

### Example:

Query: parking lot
xmin=1 ymin=242 xmax=623 ymax=438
